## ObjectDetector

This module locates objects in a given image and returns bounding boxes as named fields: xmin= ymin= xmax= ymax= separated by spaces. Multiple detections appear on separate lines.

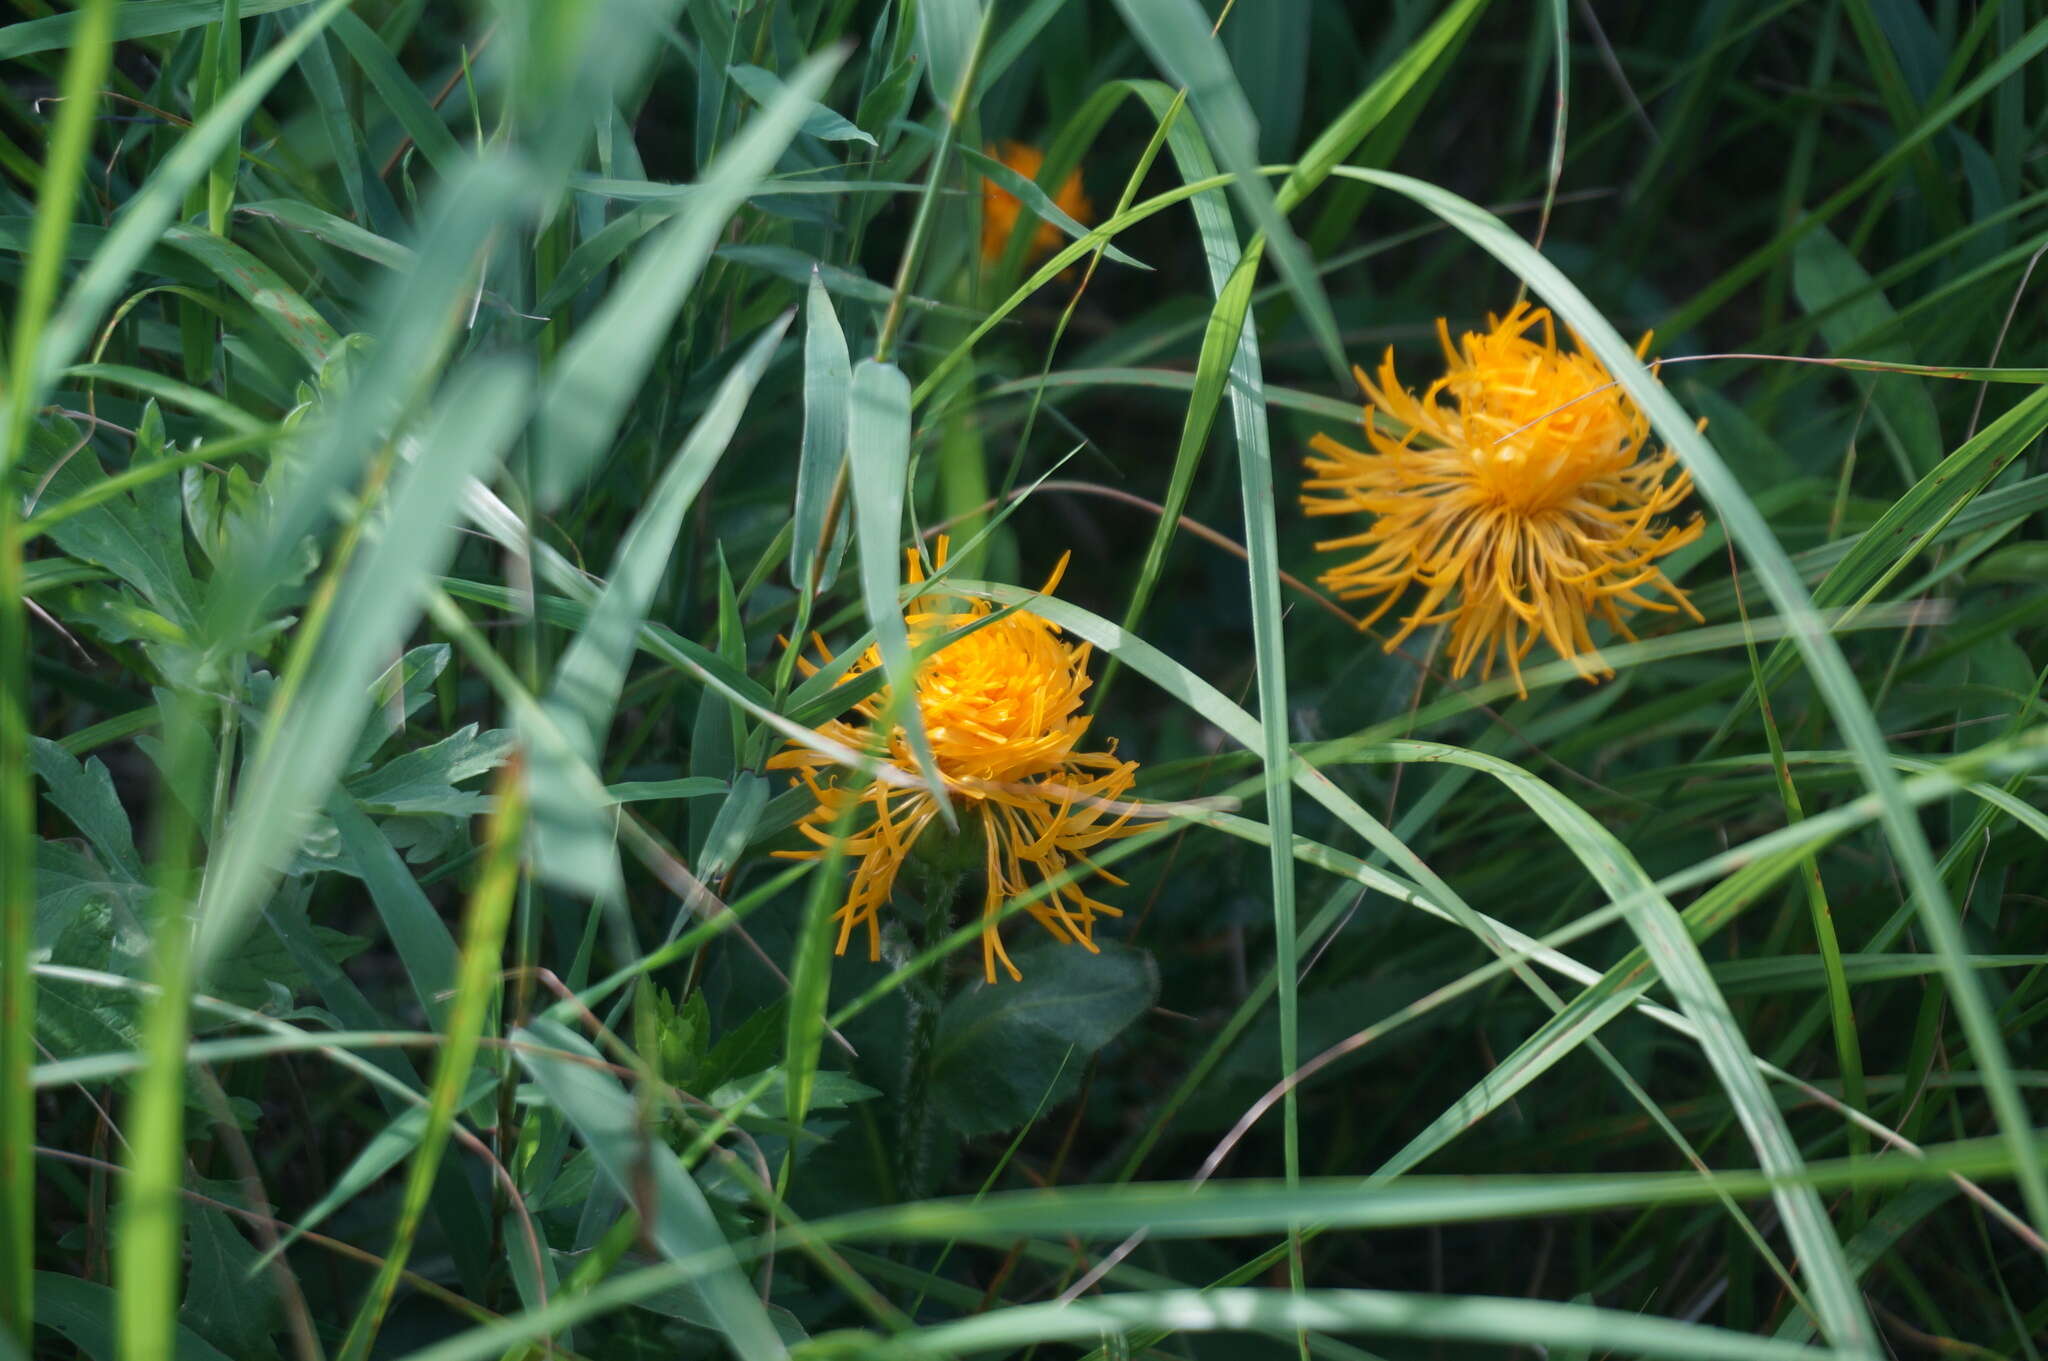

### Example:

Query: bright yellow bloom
xmin=980 ymin=140 xmax=1091 ymax=265
xmin=1301 ymin=302 xmax=1704 ymax=695
xmin=769 ymin=541 xmax=1140 ymax=983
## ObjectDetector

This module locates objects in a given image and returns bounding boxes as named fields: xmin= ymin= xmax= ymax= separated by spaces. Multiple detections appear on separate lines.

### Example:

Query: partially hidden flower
xmin=980 ymin=140 xmax=1091 ymax=265
xmin=769 ymin=540 xmax=1140 ymax=983
xmin=1301 ymin=301 xmax=1704 ymax=695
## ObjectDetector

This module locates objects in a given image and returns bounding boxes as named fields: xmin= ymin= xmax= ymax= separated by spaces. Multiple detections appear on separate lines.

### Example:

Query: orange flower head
xmin=769 ymin=540 xmax=1141 ymax=983
xmin=1301 ymin=302 xmax=1704 ymax=695
xmin=980 ymin=140 xmax=1091 ymax=265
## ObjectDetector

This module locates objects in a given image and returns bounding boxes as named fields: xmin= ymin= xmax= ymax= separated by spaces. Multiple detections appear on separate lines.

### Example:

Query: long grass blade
xmin=0 ymin=0 xmax=113 ymax=1342
xmin=529 ymin=311 xmax=794 ymax=896
xmin=513 ymin=1017 xmax=790 ymax=1359
xmin=336 ymin=761 xmax=527 ymax=1361
xmin=1325 ymin=163 xmax=2048 ymax=1238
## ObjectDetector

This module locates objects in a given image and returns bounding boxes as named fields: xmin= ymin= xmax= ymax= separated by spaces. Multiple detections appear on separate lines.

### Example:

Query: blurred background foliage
xmin=4 ymin=0 xmax=2048 ymax=1358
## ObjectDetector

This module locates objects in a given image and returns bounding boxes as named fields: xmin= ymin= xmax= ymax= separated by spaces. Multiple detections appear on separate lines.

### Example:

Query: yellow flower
xmin=1301 ymin=302 xmax=1704 ymax=695
xmin=769 ymin=541 xmax=1140 ymax=983
xmin=980 ymin=140 xmax=1091 ymax=266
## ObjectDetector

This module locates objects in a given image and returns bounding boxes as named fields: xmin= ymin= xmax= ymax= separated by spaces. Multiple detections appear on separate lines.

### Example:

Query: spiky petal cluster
xmin=979 ymin=140 xmax=1091 ymax=265
xmin=769 ymin=542 xmax=1139 ymax=983
xmin=1301 ymin=302 xmax=1704 ymax=694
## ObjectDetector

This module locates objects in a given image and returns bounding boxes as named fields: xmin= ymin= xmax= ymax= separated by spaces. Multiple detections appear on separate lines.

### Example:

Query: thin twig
xmin=1965 ymin=240 xmax=2048 ymax=441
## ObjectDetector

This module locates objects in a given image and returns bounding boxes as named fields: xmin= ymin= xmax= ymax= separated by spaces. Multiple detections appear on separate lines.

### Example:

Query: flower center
xmin=905 ymin=609 xmax=1087 ymax=785
xmin=1449 ymin=351 xmax=1639 ymax=516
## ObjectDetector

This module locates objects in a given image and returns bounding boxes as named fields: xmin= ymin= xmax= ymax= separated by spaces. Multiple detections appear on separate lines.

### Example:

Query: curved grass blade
xmin=245 ymin=1070 xmax=499 ymax=1275
xmin=530 ymin=311 xmax=794 ymax=897
xmin=1366 ymin=741 xmax=1874 ymax=1351
xmin=513 ymin=1017 xmax=789 ymax=1360
xmin=365 ymin=1138 xmax=2029 ymax=1361
xmin=59 ymin=364 xmax=269 ymax=435
xmin=1322 ymin=164 xmax=2048 ymax=1239
xmin=336 ymin=764 xmax=527 ymax=1361
xmin=1110 ymin=0 xmax=1344 ymax=380
xmin=192 ymin=358 xmax=531 ymax=978
xmin=0 ymin=0 xmax=321 ymax=58
xmin=892 ymin=1287 xmax=1829 ymax=1361
xmin=1712 ymin=382 xmax=2048 ymax=748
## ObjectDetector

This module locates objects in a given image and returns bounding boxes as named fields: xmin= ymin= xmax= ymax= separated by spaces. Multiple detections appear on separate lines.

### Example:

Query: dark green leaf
xmin=931 ymin=945 xmax=1157 ymax=1135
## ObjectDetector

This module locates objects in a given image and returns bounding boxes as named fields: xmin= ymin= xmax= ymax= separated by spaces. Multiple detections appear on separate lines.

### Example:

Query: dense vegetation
xmin=5 ymin=1 xmax=2047 ymax=1357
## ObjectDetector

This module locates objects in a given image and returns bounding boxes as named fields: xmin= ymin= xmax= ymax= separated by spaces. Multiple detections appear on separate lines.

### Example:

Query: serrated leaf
xmin=29 ymin=738 xmax=143 ymax=882
xmin=182 ymin=1200 xmax=278 ymax=1356
xmin=698 ymin=1001 xmax=788 ymax=1093
xmin=32 ymin=841 xmax=153 ymax=938
xmin=33 ymin=845 xmax=149 ymax=1060
xmin=206 ymin=920 xmax=365 ymax=1015
xmin=347 ymin=724 xmax=514 ymax=814
xmin=709 ymin=1066 xmax=879 ymax=1118
xmin=24 ymin=420 xmax=200 ymax=632
xmin=346 ymin=644 xmax=454 ymax=771
xmin=33 ymin=1273 xmax=234 ymax=1361
xmin=931 ymin=945 xmax=1157 ymax=1135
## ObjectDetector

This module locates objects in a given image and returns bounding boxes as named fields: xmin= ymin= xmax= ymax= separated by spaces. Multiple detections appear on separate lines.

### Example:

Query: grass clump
xmin=4 ymin=3 xmax=2047 ymax=1359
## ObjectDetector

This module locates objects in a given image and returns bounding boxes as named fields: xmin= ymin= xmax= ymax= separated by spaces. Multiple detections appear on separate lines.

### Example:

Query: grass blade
xmin=893 ymin=1287 xmax=1834 ymax=1361
xmin=846 ymin=357 xmax=951 ymax=817
xmin=330 ymin=11 xmax=466 ymax=175
xmin=1373 ymin=742 xmax=1875 ymax=1351
xmin=514 ymin=1017 xmax=789 ymax=1359
xmin=336 ymin=760 xmax=527 ymax=1361
xmin=530 ymin=46 xmax=844 ymax=507
xmin=0 ymin=0 xmax=113 ymax=1342
xmin=790 ymin=270 xmax=852 ymax=602
xmin=32 ymin=0 xmax=358 ymax=398
xmin=1111 ymin=0 xmax=1345 ymax=381
xmin=530 ymin=311 xmax=794 ymax=896
xmin=191 ymin=358 xmax=531 ymax=978
xmin=328 ymin=796 xmax=461 ymax=1030
xmin=1327 ymin=162 xmax=2048 ymax=1242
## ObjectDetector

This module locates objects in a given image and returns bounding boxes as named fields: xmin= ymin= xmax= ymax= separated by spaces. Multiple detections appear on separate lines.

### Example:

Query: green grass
xmin=6 ymin=2 xmax=2048 ymax=1358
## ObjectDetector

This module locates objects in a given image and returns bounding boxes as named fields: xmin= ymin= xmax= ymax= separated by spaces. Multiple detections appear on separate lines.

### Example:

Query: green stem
xmin=1 ymin=0 xmax=115 ymax=1341
xmin=0 ymin=508 xmax=35 ymax=1346
xmin=872 ymin=8 xmax=990 ymax=364
xmin=893 ymin=861 xmax=963 ymax=1206
xmin=117 ymin=692 xmax=207 ymax=1361
xmin=896 ymin=971 xmax=944 ymax=1207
